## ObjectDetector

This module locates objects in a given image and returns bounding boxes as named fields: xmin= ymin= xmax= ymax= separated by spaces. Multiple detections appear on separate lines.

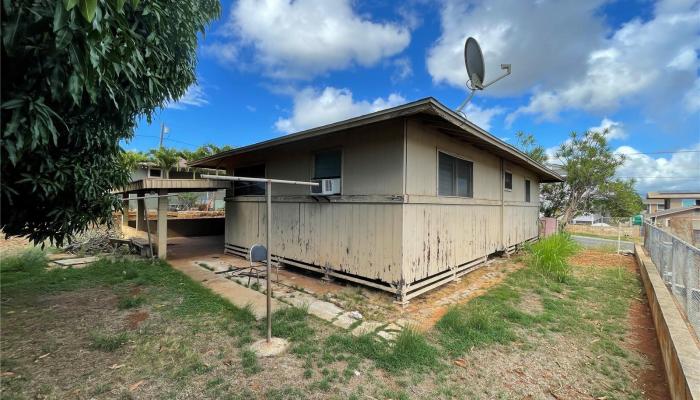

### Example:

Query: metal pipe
xmin=201 ymin=174 xmax=319 ymax=187
xmin=119 ymin=194 xmax=179 ymax=201
xmin=266 ymin=180 xmax=272 ymax=343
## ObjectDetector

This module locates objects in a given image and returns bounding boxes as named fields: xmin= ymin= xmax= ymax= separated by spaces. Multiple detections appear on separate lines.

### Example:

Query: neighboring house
xmin=190 ymin=97 xmax=563 ymax=302
xmin=127 ymin=160 xmax=227 ymax=210
xmin=571 ymin=214 xmax=603 ymax=225
xmin=645 ymin=191 xmax=700 ymax=214
xmin=649 ymin=206 xmax=700 ymax=246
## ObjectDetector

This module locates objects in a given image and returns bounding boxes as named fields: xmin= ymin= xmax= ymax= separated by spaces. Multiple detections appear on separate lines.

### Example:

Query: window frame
xmin=233 ymin=163 xmax=266 ymax=196
xmin=311 ymin=148 xmax=343 ymax=195
xmin=436 ymin=149 xmax=474 ymax=198
xmin=148 ymin=168 xmax=162 ymax=178
xmin=504 ymin=170 xmax=513 ymax=191
xmin=525 ymin=179 xmax=531 ymax=202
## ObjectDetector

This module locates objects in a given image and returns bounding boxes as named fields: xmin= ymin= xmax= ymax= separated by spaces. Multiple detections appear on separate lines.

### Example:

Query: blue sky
xmin=129 ymin=0 xmax=700 ymax=193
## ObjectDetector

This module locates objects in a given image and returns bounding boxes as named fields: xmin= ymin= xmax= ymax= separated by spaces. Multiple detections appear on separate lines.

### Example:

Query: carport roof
xmin=189 ymin=97 xmax=563 ymax=183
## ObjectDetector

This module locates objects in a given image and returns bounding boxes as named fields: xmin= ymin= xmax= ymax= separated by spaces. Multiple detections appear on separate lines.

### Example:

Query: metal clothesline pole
xmin=202 ymin=174 xmax=318 ymax=343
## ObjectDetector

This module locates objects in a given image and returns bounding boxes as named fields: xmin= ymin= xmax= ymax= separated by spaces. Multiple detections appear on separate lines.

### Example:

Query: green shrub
xmin=526 ymin=234 xmax=579 ymax=282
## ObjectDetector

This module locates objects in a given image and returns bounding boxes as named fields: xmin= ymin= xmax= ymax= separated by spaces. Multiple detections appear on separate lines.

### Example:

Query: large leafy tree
xmin=593 ymin=179 xmax=644 ymax=217
xmin=1 ymin=0 xmax=220 ymax=245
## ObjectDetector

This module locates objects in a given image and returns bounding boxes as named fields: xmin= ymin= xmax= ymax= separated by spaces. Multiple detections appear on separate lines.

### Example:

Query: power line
xmin=622 ymin=150 xmax=700 ymax=155
xmin=616 ymin=176 xmax=700 ymax=179
xmin=131 ymin=134 xmax=198 ymax=147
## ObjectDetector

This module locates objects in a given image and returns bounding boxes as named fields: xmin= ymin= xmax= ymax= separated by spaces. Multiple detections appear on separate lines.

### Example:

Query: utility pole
xmin=159 ymin=123 xmax=169 ymax=148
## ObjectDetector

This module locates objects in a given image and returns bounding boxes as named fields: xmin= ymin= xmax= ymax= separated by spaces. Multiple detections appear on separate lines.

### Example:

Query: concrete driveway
xmin=571 ymin=235 xmax=635 ymax=252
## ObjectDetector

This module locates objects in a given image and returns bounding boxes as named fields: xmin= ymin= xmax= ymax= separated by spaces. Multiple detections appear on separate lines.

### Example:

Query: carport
xmin=114 ymin=178 xmax=231 ymax=259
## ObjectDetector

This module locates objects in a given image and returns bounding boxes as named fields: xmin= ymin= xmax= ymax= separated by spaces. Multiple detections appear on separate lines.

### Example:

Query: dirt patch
xmin=624 ymin=266 xmax=670 ymax=400
xmin=519 ymin=291 xmax=544 ymax=314
xmin=0 ymin=234 xmax=32 ymax=256
xmin=569 ymin=250 xmax=637 ymax=272
xmin=125 ymin=311 xmax=150 ymax=330
xmin=403 ymin=259 xmax=525 ymax=331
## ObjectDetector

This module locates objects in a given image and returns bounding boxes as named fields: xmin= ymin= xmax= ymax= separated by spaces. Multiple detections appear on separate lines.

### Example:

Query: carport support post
xmin=136 ymin=196 xmax=146 ymax=232
xmin=157 ymin=190 xmax=168 ymax=259
xmin=121 ymin=193 xmax=129 ymax=232
xmin=266 ymin=180 xmax=272 ymax=343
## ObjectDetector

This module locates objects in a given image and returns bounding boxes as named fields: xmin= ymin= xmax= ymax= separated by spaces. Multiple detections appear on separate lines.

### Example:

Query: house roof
xmin=189 ymin=97 xmax=563 ymax=182
xmin=647 ymin=191 xmax=700 ymax=199
xmin=649 ymin=205 xmax=700 ymax=218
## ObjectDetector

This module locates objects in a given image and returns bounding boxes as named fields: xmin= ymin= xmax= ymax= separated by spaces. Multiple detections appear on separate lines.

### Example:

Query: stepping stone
xmin=377 ymin=330 xmax=398 ymax=341
xmin=351 ymin=322 xmax=384 ymax=336
xmin=307 ymin=300 xmax=343 ymax=321
xmin=52 ymin=256 xmax=99 ymax=267
xmin=332 ymin=312 xmax=357 ymax=329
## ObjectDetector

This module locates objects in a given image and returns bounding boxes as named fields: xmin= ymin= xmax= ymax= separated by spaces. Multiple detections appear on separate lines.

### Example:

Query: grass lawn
xmin=0 ymin=243 xmax=665 ymax=399
xmin=566 ymin=230 xmax=644 ymax=244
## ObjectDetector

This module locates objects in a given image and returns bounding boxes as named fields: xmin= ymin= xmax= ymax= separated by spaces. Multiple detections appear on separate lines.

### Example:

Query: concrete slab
xmin=307 ymin=300 xmax=343 ymax=321
xmin=169 ymin=261 xmax=283 ymax=320
xmin=52 ymin=256 xmax=99 ymax=267
xmin=250 ymin=338 xmax=289 ymax=357
xmin=332 ymin=312 xmax=358 ymax=329
xmin=377 ymin=330 xmax=398 ymax=341
xmin=351 ymin=321 xmax=384 ymax=336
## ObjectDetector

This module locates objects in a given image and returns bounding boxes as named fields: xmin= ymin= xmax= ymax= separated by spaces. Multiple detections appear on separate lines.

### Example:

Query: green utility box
xmin=632 ymin=215 xmax=642 ymax=226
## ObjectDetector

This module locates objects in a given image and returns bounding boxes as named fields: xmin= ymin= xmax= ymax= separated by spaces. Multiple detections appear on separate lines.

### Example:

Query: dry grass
xmin=0 ymin=247 xmax=666 ymax=399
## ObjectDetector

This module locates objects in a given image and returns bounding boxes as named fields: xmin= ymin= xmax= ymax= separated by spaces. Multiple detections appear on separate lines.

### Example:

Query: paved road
xmin=571 ymin=235 xmax=635 ymax=252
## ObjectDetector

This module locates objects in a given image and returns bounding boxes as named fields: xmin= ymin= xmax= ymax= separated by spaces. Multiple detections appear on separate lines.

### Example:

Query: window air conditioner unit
xmin=311 ymin=178 xmax=341 ymax=195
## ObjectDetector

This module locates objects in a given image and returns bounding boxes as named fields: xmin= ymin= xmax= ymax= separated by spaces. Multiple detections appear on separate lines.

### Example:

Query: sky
xmin=129 ymin=0 xmax=700 ymax=194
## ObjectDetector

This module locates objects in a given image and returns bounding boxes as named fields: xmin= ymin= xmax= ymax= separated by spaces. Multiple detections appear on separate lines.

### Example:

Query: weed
xmin=118 ymin=295 xmax=145 ymax=310
xmin=89 ymin=331 xmax=129 ymax=352
xmin=265 ymin=387 xmax=305 ymax=400
xmin=325 ymin=328 xmax=439 ymax=372
xmin=241 ymin=349 xmax=261 ymax=375
xmin=525 ymin=233 xmax=579 ymax=282
xmin=262 ymin=306 xmax=313 ymax=341
xmin=436 ymin=302 xmax=515 ymax=356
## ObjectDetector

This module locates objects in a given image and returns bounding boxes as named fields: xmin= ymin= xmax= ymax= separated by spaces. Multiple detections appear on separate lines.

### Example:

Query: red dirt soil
xmin=125 ymin=311 xmax=149 ymax=330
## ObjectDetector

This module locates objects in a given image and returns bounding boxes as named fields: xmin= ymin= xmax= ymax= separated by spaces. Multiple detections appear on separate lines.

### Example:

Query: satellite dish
xmin=456 ymin=37 xmax=512 ymax=114
xmin=464 ymin=37 xmax=485 ymax=89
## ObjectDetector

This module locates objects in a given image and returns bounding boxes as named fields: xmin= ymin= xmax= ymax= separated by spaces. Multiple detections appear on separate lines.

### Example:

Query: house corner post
xmin=157 ymin=190 xmax=168 ymax=259
xmin=121 ymin=193 xmax=129 ymax=232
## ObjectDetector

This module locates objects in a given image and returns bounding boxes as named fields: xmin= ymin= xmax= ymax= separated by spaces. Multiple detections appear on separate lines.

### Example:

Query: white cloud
xmin=508 ymin=0 xmax=700 ymax=122
xmin=685 ymin=77 xmax=700 ymax=112
xmin=590 ymin=118 xmax=627 ymax=141
xmin=275 ymin=87 xmax=406 ymax=133
xmin=427 ymin=0 xmax=607 ymax=95
xmin=391 ymin=57 xmax=413 ymax=82
xmin=615 ymin=143 xmax=700 ymax=193
xmin=167 ymin=84 xmax=208 ymax=110
xmin=459 ymin=103 xmax=504 ymax=131
xmin=209 ymin=0 xmax=411 ymax=79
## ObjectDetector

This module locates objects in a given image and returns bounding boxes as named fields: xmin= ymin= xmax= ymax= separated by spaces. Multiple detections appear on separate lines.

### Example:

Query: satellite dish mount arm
xmin=480 ymin=64 xmax=511 ymax=89
xmin=456 ymin=64 xmax=511 ymax=113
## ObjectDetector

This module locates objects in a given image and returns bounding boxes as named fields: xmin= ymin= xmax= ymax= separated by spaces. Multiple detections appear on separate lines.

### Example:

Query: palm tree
xmin=148 ymin=147 xmax=180 ymax=178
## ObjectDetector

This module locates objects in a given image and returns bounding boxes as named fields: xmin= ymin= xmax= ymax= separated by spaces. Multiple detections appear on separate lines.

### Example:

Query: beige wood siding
xmin=226 ymin=199 xmax=404 ymax=283
xmin=400 ymin=119 xmax=541 ymax=283
xmin=223 ymin=120 xmax=405 ymax=197
xmin=401 ymin=203 xmax=501 ymax=282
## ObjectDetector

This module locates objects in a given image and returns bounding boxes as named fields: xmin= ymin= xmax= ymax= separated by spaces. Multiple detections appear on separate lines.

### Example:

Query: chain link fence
xmin=643 ymin=220 xmax=700 ymax=338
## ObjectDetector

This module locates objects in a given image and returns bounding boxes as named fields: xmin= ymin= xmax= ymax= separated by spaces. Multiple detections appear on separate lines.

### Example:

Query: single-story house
xmin=648 ymin=206 xmax=700 ymax=246
xmin=191 ymin=97 xmax=563 ymax=302
xmin=571 ymin=214 xmax=603 ymax=225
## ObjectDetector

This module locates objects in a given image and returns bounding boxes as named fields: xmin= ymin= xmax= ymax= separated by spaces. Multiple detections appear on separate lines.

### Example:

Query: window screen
xmin=438 ymin=152 xmax=473 ymax=197
xmin=234 ymin=164 xmax=265 ymax=196
xmin=504 ymin=171 xmax=513 ymax=190
xmin=314 ymin=150 xmax=341 ymax=179
xmin=525 ymin=180 xmax=531 ymax=202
